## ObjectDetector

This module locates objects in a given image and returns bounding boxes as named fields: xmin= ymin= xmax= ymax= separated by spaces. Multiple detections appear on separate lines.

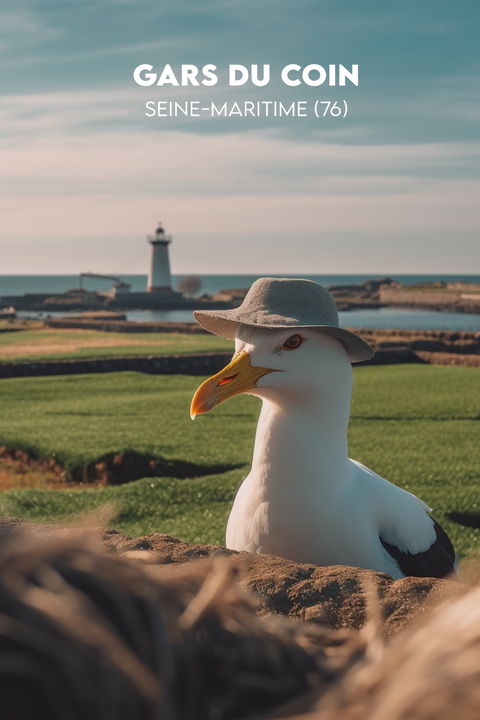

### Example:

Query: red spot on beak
xmin=218 ymin=375 xmax=237 ymax=386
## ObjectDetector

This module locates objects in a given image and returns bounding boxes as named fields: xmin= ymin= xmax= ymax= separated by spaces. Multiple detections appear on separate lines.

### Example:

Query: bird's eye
xmin=282 ymin=334 xmax=303 ymax=350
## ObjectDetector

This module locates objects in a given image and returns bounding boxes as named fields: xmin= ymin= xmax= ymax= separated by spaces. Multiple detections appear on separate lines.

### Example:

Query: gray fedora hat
xmin=194 ymin=277 xmax=374 ymax=363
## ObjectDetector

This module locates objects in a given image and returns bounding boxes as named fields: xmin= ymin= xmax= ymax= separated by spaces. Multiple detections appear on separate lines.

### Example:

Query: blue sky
xmin=1 ymin=0 xmax=479 ymax=274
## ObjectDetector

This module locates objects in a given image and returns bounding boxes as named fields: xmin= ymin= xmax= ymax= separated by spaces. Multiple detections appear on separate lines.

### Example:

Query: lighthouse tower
xmin=147 ymin=223 xmax=173 ymax=293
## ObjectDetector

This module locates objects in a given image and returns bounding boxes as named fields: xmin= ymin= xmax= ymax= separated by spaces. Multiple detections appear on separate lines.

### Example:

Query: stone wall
xmin=44 ymin=319 xmax=208 ymax=333
xmin=1 ymin=344 xmax=479 ymax=380
xmin=0 ymin=353 xmax=232 ymax=379
xmin=379 ymin=287 xmax=480 ymax=313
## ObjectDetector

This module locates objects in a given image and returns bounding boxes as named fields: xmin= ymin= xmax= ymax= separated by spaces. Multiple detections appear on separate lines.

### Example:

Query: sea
xmin=1 ymin=274 xmax=480 ymax=332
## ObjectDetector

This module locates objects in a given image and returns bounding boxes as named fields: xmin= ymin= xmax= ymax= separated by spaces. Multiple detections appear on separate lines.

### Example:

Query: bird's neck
xmin=251 ymin=395 xmax=352 ymax=492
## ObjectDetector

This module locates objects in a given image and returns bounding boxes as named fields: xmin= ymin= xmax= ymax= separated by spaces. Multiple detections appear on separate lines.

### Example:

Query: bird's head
xmin=190 ymin=325 xmax=353 ymax=419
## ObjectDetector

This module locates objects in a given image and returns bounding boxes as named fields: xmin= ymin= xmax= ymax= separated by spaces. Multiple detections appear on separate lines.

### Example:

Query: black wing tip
xmin=381 ymin=519 xmax=457 ymax=580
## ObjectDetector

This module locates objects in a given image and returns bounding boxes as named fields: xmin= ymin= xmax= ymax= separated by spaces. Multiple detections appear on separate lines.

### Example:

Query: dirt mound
xmin=0 ymin=518 xmax=462 ymax=638
xmin=105 ymin=531 xmax=462 ymax=638
xmin=0 ymin=446 xmax=66 ymax=490
xmin=81 ymin=451 xmax=240 ymax=485
xmin=0 ymin=447 xmax=239 ymax=490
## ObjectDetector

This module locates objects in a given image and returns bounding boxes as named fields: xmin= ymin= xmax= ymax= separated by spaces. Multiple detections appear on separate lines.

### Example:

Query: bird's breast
xmin=226 ymin=467 xmax=360 ymax=564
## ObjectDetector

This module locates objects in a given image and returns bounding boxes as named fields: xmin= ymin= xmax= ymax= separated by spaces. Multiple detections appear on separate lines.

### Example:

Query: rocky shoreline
xmin=3 ymin=278 xmax=480 ymax=316
xmin=210 ymin=277 xmax=480 ymax=314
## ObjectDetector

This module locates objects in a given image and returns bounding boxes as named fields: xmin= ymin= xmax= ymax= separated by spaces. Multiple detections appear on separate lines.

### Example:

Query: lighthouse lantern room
xmin=147 ymin=223 xmax=173 ymax=292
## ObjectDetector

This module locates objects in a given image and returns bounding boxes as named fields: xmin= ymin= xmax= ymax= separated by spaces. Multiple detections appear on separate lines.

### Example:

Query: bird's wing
xmin=380 ymin=520 xmax=458 ymax=579
xmin=351 ymin=459 xmax=432 ymax=512
xmin=351 ymin=459 xmax=457 ymax=579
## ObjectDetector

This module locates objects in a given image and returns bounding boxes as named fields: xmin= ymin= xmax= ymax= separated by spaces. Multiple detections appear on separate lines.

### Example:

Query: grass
xmin=0 ymin=327 xmax=233 ymax=363
xmin=0 ymin=373 xmax=256 ymax=474
xmin=0 ymin=320 xmax=43 ymax=331
xmin=1 ymin=472 xmax=242 ymax=545
xmin=0 ymin=365 xmax=479 ymax=559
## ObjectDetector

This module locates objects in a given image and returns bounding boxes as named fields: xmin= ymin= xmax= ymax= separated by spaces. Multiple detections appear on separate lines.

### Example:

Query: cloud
xmin=0 ymin=90 xmax=137 ymax=136
xmin=2 ymin=128 xmax=479 ymax=199
xmin=2 ymin=130 xmax=479 ymax=251
xmin=0 ymin=8 xmax=62 ymax=53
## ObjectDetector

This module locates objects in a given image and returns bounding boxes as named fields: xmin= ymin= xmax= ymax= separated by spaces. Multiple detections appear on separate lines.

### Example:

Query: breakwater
xmin=379 ymin=287 xmax=480 ymax=314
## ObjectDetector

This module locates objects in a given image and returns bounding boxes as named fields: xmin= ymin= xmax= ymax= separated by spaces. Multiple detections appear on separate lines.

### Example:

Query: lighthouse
xmin=147 ymin=223 xmax=173 ymax=292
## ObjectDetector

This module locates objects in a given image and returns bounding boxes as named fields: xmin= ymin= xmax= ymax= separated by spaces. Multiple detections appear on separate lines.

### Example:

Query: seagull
xmin=190 ymin=278 xmax=457 ymax=580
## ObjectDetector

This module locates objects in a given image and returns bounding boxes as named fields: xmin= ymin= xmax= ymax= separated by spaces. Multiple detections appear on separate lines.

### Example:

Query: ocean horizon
xmin=2 ymin=273 xmax=480 ymax=296
xmin=1 ymin=274 xmax=480 ymax=332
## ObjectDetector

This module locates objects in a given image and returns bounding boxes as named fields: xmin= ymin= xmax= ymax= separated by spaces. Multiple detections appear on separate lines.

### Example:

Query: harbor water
xmin=2 ymin=274 xmax=480 ymax=332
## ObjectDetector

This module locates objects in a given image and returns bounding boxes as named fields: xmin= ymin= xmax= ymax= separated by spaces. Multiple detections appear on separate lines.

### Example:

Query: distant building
xmin=113 ymin=281 xmax=132 ymax=296
xmin=147 ymin=223 xmax=173 ymax=292
xmin=0 ymin=221 xmax=235 ymax=311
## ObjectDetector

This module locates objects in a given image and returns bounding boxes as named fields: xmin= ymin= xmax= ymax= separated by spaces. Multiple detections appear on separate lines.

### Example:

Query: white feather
xmin=225 ymin=325 xmax=437 ymax=580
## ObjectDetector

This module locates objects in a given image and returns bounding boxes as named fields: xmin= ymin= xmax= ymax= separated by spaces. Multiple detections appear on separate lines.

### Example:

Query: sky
xmin=1 ymin=0 xmax=479 ymax=275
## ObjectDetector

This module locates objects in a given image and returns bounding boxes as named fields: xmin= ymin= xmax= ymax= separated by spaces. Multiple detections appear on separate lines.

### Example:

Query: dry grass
xmin=3 ymin=526 xmax=480 ymax=720
xmin=312 ymin=585 xmax=480 ymax=720
xmin=0 ymin=461 xmax=67 ymax=490
xmin=0 ymin=530 xmax=361 ymax=720
xmin=0 ymin=336 xmax=164 ymax=357
xmin=0 ymin=328 xmax=181 ymax=357
xmin=0 ymin=449 xmax=88 ymax=491
xmin=0 ymin=326 xmax=233 ymax=362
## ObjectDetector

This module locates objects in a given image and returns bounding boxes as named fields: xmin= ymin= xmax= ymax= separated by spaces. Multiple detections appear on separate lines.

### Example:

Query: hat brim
xmin=193 ymin=309 xmax=374 ymax=364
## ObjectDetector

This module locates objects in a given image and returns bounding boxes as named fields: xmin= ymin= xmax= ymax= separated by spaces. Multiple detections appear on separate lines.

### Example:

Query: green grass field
xmin=0 ymin=327 xmax=233 ymax=363
xmin=0 ymin=365 xmax=479 ymax=559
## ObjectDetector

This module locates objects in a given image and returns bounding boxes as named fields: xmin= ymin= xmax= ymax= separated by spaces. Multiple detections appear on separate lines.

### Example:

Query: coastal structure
xmin=147 ymin=223 xmax=173 ymax=293
xmin=0 ymin=222 xmax=235 ymax=312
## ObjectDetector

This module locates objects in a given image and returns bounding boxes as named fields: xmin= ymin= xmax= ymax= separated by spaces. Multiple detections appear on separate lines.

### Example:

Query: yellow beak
xmin=190 ymin=350 xmax=274 ymax=419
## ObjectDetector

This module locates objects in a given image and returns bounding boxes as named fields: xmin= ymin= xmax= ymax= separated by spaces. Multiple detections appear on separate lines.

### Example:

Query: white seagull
xmin=190 ymin=278 xmax=457 ymax=580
